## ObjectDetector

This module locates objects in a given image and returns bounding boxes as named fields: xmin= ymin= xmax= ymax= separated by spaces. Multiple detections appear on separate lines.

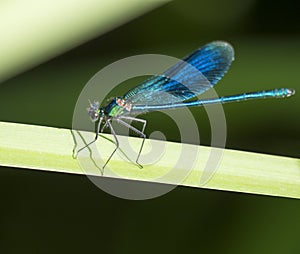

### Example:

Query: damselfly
xmin=77 ymin=41 xmax=295 ymax=168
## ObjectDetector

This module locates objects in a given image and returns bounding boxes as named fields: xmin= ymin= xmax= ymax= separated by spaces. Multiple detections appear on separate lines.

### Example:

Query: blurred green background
xmin=1 ymin=0 xmax=300 ymax=253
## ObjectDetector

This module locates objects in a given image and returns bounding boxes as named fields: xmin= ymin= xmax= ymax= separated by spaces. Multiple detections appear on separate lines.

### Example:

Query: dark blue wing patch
xmin=123 ymin=41 xmax=234 ymax=105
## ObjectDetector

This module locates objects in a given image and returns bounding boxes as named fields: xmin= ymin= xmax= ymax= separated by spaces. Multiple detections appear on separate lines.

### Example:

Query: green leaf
xmin=1 ymin=121 xmax=299 ymax=199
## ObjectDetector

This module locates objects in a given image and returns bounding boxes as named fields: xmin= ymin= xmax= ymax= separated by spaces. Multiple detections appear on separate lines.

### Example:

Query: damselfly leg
xmin=115 ymin=116 xmax=147 ymax=168
xmin=76 ymin=117 xmax=103 ymax=156
xmin=103 ymin=120 xmax=119 ymax=169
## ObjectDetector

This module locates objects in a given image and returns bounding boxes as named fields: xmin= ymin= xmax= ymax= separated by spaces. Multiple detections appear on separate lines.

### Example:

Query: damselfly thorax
xmin=103 ymin=97 xmax=132 ymax=117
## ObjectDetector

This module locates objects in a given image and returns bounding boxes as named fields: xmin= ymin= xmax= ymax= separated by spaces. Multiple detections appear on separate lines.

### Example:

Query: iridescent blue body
xmin=96 ymin=41 xmax=294 ymax=118
xmin=104 ymin=98 xmax=123 ymax=116
xmin=102 ymin=88 xmax=294 ymax=116
xmin=131 ymin=88 xmax=294 ymax=112
xmin=83 ymin=41 xmax=295 ymax=169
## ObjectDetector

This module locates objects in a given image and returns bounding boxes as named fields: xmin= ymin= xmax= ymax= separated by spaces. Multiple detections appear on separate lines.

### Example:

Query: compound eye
xmin=89 ymin=112 xmax=97 ymax=122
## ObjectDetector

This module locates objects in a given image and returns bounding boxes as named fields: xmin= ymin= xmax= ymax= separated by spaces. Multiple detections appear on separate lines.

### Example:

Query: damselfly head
xmin=87 ymin=100 xmax=101 ymax=122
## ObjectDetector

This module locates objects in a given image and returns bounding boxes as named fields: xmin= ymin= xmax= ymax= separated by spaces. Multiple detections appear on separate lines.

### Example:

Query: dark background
xmin=1 ymin=0 xmax=300 ymax=253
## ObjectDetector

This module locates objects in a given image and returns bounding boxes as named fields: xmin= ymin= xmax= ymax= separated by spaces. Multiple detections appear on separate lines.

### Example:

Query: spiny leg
xmin=76 ymin=117 xmax=103 ymax=156
xmin=118 ymin=116 xmax=147 ymax=165
xmin=102 ymin=120 xmax=119 ymax=169
xmin=101 ymin=121 xmax=108 ymax=133
xmin=119 ymin=116 xmax=147 ymax=162
xmin=99 ymin=121 xmax=118 ymax=146
xmin=118 ymin=116 xmax=147 ymax=133
xmin=116 ymin=118 xmax=146 ymax=168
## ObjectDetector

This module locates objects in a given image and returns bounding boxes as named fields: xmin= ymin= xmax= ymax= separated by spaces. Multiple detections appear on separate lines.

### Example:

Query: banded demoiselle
xmin=77 ymin=41 xmax=295 ymax=169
